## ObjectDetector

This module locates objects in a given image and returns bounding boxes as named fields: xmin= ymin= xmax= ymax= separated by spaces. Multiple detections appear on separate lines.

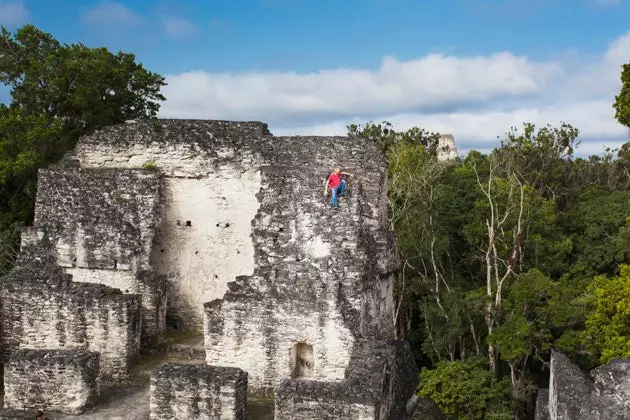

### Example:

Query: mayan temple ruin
xmin=0 ymin=119 xmax=425 ymax=419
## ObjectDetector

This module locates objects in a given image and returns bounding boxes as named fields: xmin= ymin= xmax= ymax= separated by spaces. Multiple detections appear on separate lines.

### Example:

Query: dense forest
xmin=349 ymin=68 xmax=630 ymax=418
xmin=2 ymin=24 xmax=630 ymax=420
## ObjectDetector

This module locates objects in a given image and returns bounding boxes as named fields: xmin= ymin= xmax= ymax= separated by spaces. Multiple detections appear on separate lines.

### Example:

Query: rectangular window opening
xmin=291 ymin=342 xmax=314 ymax=378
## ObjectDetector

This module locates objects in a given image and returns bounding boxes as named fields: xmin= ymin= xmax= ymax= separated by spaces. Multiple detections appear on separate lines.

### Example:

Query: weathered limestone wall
xmin=274 ymin=340 xmax=419 ymax=420
xmin=71 ymin=121 xmax=266 ymax=329
xmin=150 ymin=364 xmax=247 ymax=420
xmin=0 ymin=260 xmax=142 ymax=380
xmin=149 ymin=172 xmax=261 ymax=329
xmin=29 ymin=168 xmax=161 ymax=271
xmin=31 ymin=119 xmax=403 ymax=396
xmin=22 ymin=168 xmax=166 ymax=345
xmin=536 ymin=351 xmax=630 ymax=420
xmin=535 ymin=389 xmax=550 ymax=420
xmin=204 ymin=160 xmax=396 ymax=393
xmin=3 ymin=349 xmax=99 ymax=414
xmin=63 ymin=120 xmax=397 ymax=392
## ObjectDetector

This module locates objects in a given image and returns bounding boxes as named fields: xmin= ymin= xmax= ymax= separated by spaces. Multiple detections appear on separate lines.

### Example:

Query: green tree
xmin=613 ymin=62 xmax=630 ymax=128
xmin=0 ymin=24 xmax=166 ymax=136
xmin=418 ymin=358 xmax=512 ymax=420
xmin=495 ymin=122 xmax=579 ymax=208
xmin=0 ymin=104 xmax=61 ymax=273
xmin=488 ymin=269 xmax=558 ymax=415
xmin=347 ymin=120 xmax=441 ymax=154
xmin=351 ymin=119 xmax=630 ymax=418
xmin=0 ymin=24 xmax=167 ymax=271
xmin=583 ymin=265 xmax=630 ymax=364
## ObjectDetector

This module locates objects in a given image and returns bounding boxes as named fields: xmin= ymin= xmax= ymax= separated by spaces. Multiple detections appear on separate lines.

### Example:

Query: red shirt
xmin=328 ymin=173 xmax=342 ymax=188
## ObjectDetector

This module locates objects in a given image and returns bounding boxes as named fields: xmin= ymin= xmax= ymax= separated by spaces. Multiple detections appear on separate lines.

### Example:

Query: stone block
xmin=3 ymin=349 xmax=99 ymax=415
xmin=541 ymin=350 xmax=630 ymax=419
xmin=150 ymin=363 xmax=247 ymax=420
xmin=0 ymin=262 xmax=142 ymax=380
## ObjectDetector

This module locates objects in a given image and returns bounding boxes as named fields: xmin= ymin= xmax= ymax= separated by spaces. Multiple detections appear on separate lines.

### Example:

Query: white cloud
xmin=159 ymin=30 xmax=630 ymax=156
xmin=162 ymin=16 xmax=199 ymax=39
xmin=82 ymin=1 xmax=145 ymax=27
xmin=0 ymin=0 xmax=28 ymax=26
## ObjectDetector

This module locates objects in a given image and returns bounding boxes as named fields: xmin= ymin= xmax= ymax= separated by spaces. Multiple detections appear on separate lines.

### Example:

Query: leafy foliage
xmin=583 ymin=265 xmax=630 ymax=363
xmin=0 ymin=24 xmax=166 ymax=271
xmin=613 ymin=62 xmax=630 ymax=128
xmin=418 ymin=358 xmax=512 ymax=419
xmin=347 ymin=120 xmax=441 ymax=154
xmin=352 ymin=112 xmax=630 ymax=418
xmin=0 ymin=25 xmax=166 ymax=133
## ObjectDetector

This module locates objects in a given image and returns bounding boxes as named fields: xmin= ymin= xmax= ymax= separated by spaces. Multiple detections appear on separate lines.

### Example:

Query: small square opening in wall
xmin=186 ymin=221 xmax=192 ymax=227
xmin=291 ymin=342 xmax=314 ymax=378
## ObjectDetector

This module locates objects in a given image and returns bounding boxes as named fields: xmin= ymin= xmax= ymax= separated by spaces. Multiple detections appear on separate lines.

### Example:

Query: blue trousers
xmin=331 ymin=180 xmax=346 ymax=207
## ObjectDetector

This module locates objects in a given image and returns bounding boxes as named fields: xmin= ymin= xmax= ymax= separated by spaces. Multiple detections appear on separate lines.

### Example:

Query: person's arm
xmin=324 ymin=176 xmax=330 ymax=195
xmin=342 ymin=171 xmax=354 ymax=177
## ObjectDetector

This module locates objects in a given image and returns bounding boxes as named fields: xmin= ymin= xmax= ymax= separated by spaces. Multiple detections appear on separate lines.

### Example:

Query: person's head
xmin=36 ymin=411 xmax=44 ymax=419
xmin=334 ymin=168 xmax=341 ymax=174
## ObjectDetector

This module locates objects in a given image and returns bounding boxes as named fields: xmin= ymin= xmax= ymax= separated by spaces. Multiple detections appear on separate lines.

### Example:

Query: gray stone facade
xmin=0 ymin=252 xmax=142 ymax=380
xmin=535 ymin=351 xmax=630 ymax=419
xmin=1 ymin=119 xmax=419 ymax=417
xmin=21 ymin=168 xmax=166 ymax=348
xmin=3 ymin=349 xmax=99 ymax=414
xmin=150 ymin=364 xmax=247 ymax=419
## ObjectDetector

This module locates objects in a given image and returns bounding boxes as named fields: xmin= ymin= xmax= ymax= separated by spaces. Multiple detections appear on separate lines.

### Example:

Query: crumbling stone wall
xmin=70 ymin=121 xmax=269 ymax=330
xmin=204 ymin=161 xmax=396 ymax=393
xmin=21 ymin=168 xmax=166 ymax=346
xmin=12 ymin=119 xmax=416 ymax=414
xmin=3 ymin=349 xmax=99 ymax=414
xmin=274 ymin=340 xmax=419 ymax=420
xmin=60 ymin=120 xmax=398 ymax=394
xmin=0 ymin=259 xmax=141 ymax=380
xmin=535 ymin=351 xmax=630 ymax=419
xmin=150 ymin=364 xmax=247 ymax=420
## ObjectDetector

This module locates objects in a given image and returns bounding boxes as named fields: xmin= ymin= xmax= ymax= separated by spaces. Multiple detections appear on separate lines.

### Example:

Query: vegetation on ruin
xmin=0 ymin=24 xmax=166 ymax=274
xmin=349 ymin=64 xmax=630 ymax=419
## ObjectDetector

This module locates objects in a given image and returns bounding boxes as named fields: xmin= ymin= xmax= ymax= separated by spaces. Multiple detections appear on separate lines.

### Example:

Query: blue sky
xmin=1 ymin=0 xmax=629 ymax=154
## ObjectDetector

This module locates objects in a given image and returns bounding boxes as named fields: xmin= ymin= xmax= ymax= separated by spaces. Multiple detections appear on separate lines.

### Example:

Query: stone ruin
xmin=0 ymin=119 xmax=422 ymax=419
xmin=437 ymin=134 xmax=457 ymax=162
xmin=535 ymin=350 xmax=630 ymax=420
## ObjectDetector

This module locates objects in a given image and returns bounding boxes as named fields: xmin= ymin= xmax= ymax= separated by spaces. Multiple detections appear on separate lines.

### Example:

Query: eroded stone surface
xmin=3 ymin=349 xmax=99 ymax=415
xmin=8 ymin=118 xmax=418 ymax=417
xmin=21 ymin=168 xmax=166 ymax=347
xmin=150 ymin=364 xmax=247 ymax=420
xmin=0 ymin=252 xmax=141 ymax=380
xmin=537 ymin=351 xmax=630 ymax=420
